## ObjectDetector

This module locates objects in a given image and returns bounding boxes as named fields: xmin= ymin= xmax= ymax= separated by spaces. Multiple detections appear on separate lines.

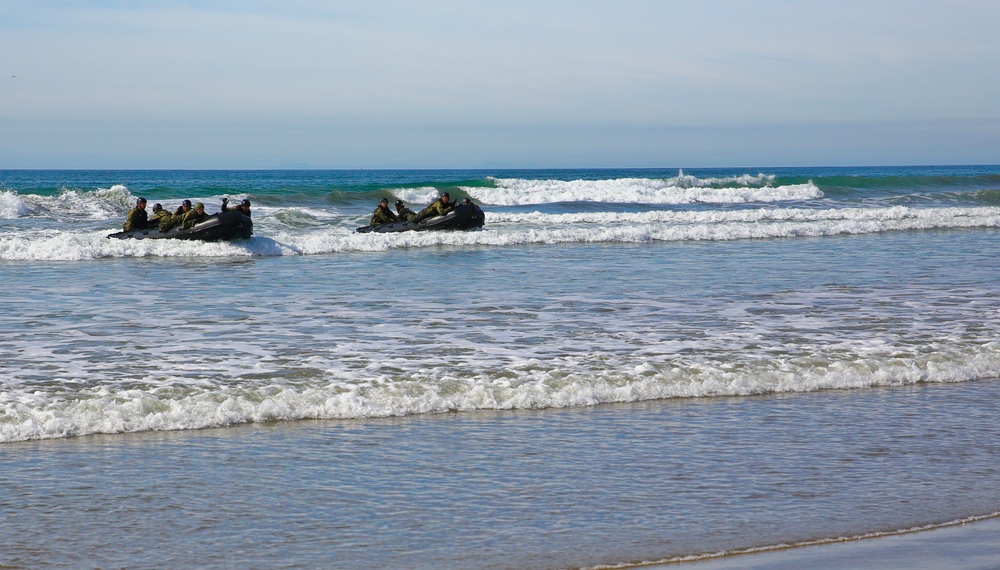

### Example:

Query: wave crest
xmin=2 ymin=206 xmax=999 ymax=260
xmin=0 ymin=190 xmax=29 ymax=219
xmin=2 ymin=341 xmax=995 ymax=442
xmin=472 ymin=177 xmax=819 ymax=205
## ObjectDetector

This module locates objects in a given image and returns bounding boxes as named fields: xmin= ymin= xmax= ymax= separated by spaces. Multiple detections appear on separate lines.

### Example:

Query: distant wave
xmin=1 ymin=185 xmax=133 ymax=220
xmin=810 ymin=172 xmax=1000 ymax=192
xmin=468 ymin=177 xmax=821 ymax=206
xmin=1 ymin=184 xmax=267 ymax=222
xmin=487 ymin=205 xmax=1000 ymax=226
xmin=974 ymin=189 xmax=1000 ymax=205
xmin=8 ymin=171 xmax=1000 ymax=214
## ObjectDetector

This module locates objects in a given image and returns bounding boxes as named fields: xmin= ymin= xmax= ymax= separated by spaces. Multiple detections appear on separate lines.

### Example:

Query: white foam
xmin=3 ymin=205 xmax=1000 ymax=260
xmin=9 ymin=184 xmax=134 ymax=221
xmin=2 ymin=341 xmax=997 ymax=442
xmin=271 ymin=206 xmax=343 ymax=228
xmin=4 ymin=248 xmax=999 ymax=442
xmin=392 ymin=187 xmax=447 ymax=205
xmin=0 ymin=190 xmax=29 ymax=219
xmin=0 ymin=230 xmax=257 ymax=261
xmin=667 ymin=170 xmax=777 ymax=187
xmin=468 ymin=177 xmax=819 ymax=205
xmin=488 ymin=204 xmax=1000 ymax=228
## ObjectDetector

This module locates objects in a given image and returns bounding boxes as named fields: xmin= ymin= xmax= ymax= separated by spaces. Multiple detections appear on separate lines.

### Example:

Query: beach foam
xmin=3 ymin=334 xmax=998 ymax=442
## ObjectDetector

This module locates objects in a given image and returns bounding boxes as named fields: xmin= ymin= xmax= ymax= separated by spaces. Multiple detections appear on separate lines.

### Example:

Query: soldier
xmin=149 ymin=203 xmax=170 ymax=224
xmin=370 ymin=197 xmax=398 ymax=226
xmin=123 ymin=197 xmax=148 ymax=231
xmin=181 ymin=202 xmax=209 ymax=229
xmin=174 ymin=199 xmax=193 ymax=216
xmin=222 ymin=197 xmax=252 ymax=217
xmin=395 ymin=199 xmax=417 ymax=222
xmin=410 ymin=192 xmax=455 ymax=223
xmin=160 ymin=199 xmax=192 ymax=232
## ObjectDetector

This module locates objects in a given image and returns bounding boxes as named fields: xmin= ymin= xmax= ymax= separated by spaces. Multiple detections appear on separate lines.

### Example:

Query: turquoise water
xmin=2 ymin=167 xmax=1000 ymax=567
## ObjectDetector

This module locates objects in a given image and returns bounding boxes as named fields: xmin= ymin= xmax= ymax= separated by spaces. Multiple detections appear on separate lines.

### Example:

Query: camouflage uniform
xmin=123 ymin=207 xmax=148 ymax=231
xmin=150 ymin=209 xmax=171 ymax=223
xmin=370 ymin=204 xmax=399 ymax=226
xmin=222 ymin=198 xmax=252 ymax=217
xmin=410 ymin=197 xmax=455 ymax=223
xmin=161 ymin=201 xmax=193 ymax=231
xmin=395 ymin=202 xmax=417 ymax=221
xmin=159 ymin=213 xmax=179 ymax=232
xmin=181 ymin=203 xmax=209 ymax=229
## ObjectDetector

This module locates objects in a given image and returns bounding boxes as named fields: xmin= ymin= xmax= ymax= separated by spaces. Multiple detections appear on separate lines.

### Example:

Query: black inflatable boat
xmin=107 ymin=211 xmax=253 ymax=241
xmin=356 ymin=203 xmax=485 ymax=234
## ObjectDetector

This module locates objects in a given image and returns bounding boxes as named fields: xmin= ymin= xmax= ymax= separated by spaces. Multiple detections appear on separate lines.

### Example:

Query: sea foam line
xmin=2 ymin=342 xmax=997 ymax=442
xmin=488 ymin=205 xmax=1000 ymax=225
xmin=3 ymin=206 xmax=999 ymax=261
xmin=239 ymin=204 xmax=1000 ymax=255
xmin=468 ymin=178 xmax=815 ymax=205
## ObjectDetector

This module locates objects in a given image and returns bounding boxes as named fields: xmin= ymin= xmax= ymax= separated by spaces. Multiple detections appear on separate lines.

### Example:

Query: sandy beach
xmin=654 ymin=516 xmax=1000 ymax=570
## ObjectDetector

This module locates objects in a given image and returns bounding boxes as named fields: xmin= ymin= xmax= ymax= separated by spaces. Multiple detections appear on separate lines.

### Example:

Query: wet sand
xmin=656 ymin=516 xmax=1000 ymax=570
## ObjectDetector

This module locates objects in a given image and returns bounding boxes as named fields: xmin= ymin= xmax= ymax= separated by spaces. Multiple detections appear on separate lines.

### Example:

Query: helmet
xmin=194 ymin=202 xmax=204 ymax=210
xmin=240 ymin=199 xmax=251 ymax=207
xmin=137 ymin=197 xmax=147 ymax=205
xmin=182 ymin=199 xmax=192 ymax=208
xmin=152 ymin=203 xmax=163 ymax=212
xmin=394 ymin=199 xmax=403 ymax=207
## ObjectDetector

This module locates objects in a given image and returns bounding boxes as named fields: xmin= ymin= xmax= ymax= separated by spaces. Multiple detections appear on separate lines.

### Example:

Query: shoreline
xmin=4 ymin=384 xmax=999 ymax=568
xmin=623 ymin=514 xmax=1000 ymax=570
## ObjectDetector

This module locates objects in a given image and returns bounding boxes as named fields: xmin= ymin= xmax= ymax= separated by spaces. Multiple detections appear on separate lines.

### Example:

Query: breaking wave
xmin=0 ymin=191 xmax=29 ymax=219
xmin=2 ymin=205 xmax=998 ymax=260
xmin=469 ymin=177 xmax=820 ymax=206
xmin=3 ymin=340 xmax=997 ymax=442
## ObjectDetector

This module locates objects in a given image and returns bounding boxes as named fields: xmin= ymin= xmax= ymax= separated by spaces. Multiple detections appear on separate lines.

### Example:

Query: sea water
xmin=1 ymin=167 xmax=999 ymax=568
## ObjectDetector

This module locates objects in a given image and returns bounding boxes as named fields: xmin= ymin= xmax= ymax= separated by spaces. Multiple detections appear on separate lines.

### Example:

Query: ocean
xmin=1 ymin=166 xmax=999 ymax=568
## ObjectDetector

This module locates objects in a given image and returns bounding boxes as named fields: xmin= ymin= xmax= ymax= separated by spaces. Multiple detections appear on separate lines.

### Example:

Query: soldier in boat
xmin=123 ymin=197 xmax=149 ymax=231
xmin=410 ymin=192 xmax=455 ymax=223
xmin=370 ymin=197 xmax=399 ymax=226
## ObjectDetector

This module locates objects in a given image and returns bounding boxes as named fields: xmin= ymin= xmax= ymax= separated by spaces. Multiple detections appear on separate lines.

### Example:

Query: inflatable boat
xmin=356 ymin=203 xmax=485 ymax=234
xmin=107 ymin=211 xmax=253 ymax=241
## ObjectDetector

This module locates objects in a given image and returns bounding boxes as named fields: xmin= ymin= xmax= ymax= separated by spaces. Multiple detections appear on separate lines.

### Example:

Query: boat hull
xmin=356 ymin=203 xmax=485 ymax=234
xmin=107 ymin=211 xmax=253 ymax=241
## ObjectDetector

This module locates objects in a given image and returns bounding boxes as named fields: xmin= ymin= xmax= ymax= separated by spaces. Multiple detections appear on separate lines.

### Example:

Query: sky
xmin=2 ymin=0 xmax=1000 ymax=169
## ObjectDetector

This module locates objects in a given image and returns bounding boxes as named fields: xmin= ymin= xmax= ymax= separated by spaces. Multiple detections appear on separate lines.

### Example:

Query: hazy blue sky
xmin=3 ymin=0 xmax=999 ymax=168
